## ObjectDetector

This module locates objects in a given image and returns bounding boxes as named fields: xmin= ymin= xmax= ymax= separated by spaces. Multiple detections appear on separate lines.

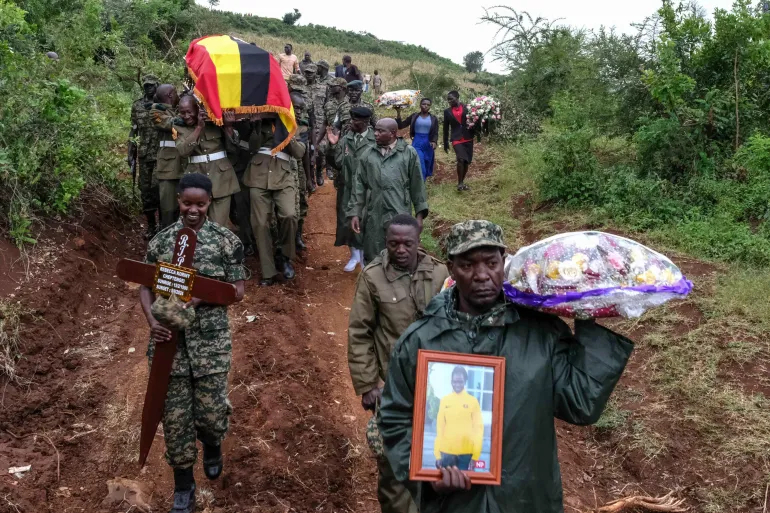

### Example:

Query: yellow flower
xmin=571 ymin=253 xmax=589 ymax=271
xmin=635 ymin=270 xmax=657 ymax=285
xmin=546 ymin=261 xmax=560 ymax=279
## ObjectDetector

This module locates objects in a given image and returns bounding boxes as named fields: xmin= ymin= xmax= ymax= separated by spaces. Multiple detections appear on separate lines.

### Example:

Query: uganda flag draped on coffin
xmin=185 ymin=35 xmax=297 ymax=153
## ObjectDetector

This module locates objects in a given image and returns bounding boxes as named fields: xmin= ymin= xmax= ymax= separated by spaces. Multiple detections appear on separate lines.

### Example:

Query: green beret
xmin=347 ymin=80 xmax=363 ymax=89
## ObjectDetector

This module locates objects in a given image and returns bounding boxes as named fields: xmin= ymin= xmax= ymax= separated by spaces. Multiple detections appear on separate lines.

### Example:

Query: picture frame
xmin=409 ymin=350 xmax=505 ymax=485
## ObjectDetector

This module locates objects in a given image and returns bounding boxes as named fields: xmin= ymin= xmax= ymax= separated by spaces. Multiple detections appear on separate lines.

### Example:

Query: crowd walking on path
xmin=128 ymin=41 xmax=633 ymax=513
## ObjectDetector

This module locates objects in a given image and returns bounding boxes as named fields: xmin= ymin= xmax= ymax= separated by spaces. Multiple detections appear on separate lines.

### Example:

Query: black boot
xmin=171 ymin=468 xmax=196 ymax=513
xmin=144 ymin=212 xmax=158 ymax=240
xmin=315 ymin=168 xmax=324 ymax=187
xmin=326 ymin=167 xmax=335 ymax=181
xmin=279 ymin=255 xmax=296 ymax=281
xmin=296 ymin=220 xmax=307 ymax=253
xmin=202 ymin=442 xmax=223 ymax=480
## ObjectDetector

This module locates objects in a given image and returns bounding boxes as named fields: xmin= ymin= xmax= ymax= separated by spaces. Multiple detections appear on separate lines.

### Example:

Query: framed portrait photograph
xmin=409 ymin=350 xmax=505 ymax=485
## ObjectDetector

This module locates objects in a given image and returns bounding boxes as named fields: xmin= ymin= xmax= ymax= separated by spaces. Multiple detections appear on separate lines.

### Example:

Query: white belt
xmin=189 ymin=151 xmax=227 ymax=164
xmin=258 ymin=147 xmax=290 ymax=162
xmin=159 ymin=140 xmax=176 ymax=148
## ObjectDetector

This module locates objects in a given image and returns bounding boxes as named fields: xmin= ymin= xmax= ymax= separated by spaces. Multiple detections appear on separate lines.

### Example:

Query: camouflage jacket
xmin=145 ymin=219 xmax=245 ymax=377
xmin=324 ymin=96 xmax=351 ymax=132
xmin=311 ymin=82 xmax=329 ymax=130
xmin=131 ymin=98 xmax=160 ymax=161
xmin=348 ymin=99 xmax=378 ymax=132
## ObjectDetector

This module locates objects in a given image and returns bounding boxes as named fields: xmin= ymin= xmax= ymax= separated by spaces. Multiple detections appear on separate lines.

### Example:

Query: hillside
xmin=211 ymin=9 xmax=464 ymax=71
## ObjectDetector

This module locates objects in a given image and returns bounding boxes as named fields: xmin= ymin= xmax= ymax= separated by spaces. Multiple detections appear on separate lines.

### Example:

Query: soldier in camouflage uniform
xmin=346 ymin=80 xmax=377 ymax=131
xmin=311 ymin=61 xmax=332 ymax=187
xmin=129 ymin=74 xmax=162 ymax=239
xmin=301 ymin=63 xmax=319 ymax=193
xmin=287 ymin=75 xmax=312 ymax=252
xmin=318 ymin=77 xmax=351 ymax=182
xmin=140 ymin=173 xmax=245 ymax=513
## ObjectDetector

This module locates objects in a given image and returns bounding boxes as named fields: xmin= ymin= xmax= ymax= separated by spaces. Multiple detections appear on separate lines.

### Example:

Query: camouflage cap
xmin=142 ymin=74 xmax=160 ymax=86
xmin=332 ymin=77 xmax=348 ymax=87
xmin=288 ymin=74 xmax=307 ymax=88
xmin=316 ymin=59 xmax=330 ymax=70
xmin=303 ymin=62 xmax=318 ymax=73
xmin=445 ymin=220 xmax=506 ymax=257
xmin=150 ymin=295 xmax=195 ymax=330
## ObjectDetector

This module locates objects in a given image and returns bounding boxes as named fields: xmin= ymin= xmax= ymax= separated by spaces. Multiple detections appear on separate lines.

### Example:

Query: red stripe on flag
xmin=186 ymin=36 xmax=223 ymax=122
xmin=265 ymin=54 xmax=292 ymax=112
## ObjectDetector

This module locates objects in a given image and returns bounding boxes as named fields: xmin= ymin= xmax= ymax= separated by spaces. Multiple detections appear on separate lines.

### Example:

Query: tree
xmin=282 ymin=9 xmax=301 ymax=26
xmin=463 ymin=51 xmax=484 ymax=73
xmin=208 ymin=0 xmax=219 ymax=8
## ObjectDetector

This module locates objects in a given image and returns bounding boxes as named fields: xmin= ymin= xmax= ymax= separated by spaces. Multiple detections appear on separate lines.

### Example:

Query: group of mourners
xmin=132 ymin=48 xmax=634 ymax=513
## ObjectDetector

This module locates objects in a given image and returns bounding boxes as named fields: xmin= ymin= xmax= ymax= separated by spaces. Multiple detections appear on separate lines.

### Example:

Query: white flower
xmin=558 ymin=261 xmax=582 ymax=282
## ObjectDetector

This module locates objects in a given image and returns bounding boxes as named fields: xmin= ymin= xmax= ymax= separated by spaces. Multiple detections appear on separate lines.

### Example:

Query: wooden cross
xmin=117 ymin=227 xmax=238 ymax=467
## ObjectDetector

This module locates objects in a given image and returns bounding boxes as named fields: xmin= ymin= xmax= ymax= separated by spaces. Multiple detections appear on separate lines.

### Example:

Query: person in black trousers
xmin=442 ymin=91 xmax=477 ymax=191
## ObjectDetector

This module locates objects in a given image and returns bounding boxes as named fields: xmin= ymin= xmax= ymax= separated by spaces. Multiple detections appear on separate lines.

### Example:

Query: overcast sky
xmin=205 ymin=0 xmax=736 ymax=73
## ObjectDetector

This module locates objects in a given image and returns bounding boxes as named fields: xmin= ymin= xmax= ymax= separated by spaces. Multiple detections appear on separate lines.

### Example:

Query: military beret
xmin=350 ymin=106 xmax=373 ymax=119
xmin=142 ymin=74 xmax=160 ymax=86
xmin=445 ymin=220 xmax=507 ymax=257
xmin=347 ymin=80 xmax=364 ymax=89
xmin=332 ymin=77 xmax=348 ymax=87
xmin=316 ymin=60 xmax=330 ymax=69
xmin=303 ymin=63 xmax=318 ymax=73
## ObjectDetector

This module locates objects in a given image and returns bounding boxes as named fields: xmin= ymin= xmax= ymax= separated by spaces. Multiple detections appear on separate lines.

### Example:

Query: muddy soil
xmin=0 ymin=185 xmax=377 ymax=513
xmin=0 ymin=152 xmax=762 ymax=513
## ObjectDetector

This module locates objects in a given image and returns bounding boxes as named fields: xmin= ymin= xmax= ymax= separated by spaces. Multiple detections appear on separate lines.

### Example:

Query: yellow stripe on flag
xmin=198 ymin=36 xmax=241 ymax=109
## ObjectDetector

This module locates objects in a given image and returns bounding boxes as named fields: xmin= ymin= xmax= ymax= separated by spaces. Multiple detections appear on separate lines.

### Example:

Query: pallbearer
xmin=139 ymin=174 xmax=245 ymax=513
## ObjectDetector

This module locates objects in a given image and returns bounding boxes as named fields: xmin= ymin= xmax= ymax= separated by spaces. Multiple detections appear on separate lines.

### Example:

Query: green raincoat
xmin=379 ymin=289 xmax=633 ymax=513
xmin=346 ymin=138 xmax=428 ymax=263
xmin=328 ymin=128 xmax=376 ymax=248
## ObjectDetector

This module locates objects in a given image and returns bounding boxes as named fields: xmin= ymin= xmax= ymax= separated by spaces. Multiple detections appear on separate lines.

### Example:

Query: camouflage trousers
xmin=296 ymin=164 xmax=308 ymax=220
xmin=162 ymin=371 xmax=232 ymax=469
xmin=314 ymin=127 xmax=329 ymax=174
xmin=138 ymin=158 xmax=160 ymax=214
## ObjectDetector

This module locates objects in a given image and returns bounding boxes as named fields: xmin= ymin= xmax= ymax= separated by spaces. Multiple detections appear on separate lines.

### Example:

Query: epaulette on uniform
xmin=207 ymin=220 xmax=241 ymax=245
xmin=362 ymin=256 xmax=383 ymax=274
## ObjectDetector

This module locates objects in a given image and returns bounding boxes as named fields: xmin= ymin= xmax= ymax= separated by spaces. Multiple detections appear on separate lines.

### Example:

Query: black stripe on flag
xmin=233 ymin=37 xmax=269 ymax=106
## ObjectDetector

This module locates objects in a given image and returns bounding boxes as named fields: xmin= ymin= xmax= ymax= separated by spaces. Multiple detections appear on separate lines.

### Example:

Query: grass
xmin=424 ymin=138 xmax=770 ymax=512
xmin=0 ymin=299 xmax=26 ymax=384
xmin=426 ymin=144 xmax=533 ymax=250
xmin=234 ymin=33 xmax=486 ymax=93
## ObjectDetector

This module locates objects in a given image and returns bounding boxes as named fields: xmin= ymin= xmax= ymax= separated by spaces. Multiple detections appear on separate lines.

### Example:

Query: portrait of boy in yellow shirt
xmin=434 ymin=366 xmax=484 ymax=470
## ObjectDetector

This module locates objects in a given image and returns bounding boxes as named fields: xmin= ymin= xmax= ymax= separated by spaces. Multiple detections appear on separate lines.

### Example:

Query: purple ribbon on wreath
xmin=503 ymin=278 xmax=693 ymax=308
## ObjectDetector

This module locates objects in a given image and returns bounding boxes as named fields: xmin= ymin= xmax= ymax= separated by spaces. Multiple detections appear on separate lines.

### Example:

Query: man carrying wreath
xmin=378 ymin=220 xmax=634 ymax=513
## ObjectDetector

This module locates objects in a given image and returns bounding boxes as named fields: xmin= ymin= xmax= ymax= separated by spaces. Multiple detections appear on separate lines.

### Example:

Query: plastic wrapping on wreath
xmin=503 ymin=231 xmax=693 ymax=319
xmin=375 ymin=89 xmax=420 ymax=108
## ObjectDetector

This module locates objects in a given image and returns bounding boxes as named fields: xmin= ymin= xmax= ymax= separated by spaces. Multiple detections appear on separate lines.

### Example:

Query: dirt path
xmin=0 ymin=184 xmax=378 ymax=513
